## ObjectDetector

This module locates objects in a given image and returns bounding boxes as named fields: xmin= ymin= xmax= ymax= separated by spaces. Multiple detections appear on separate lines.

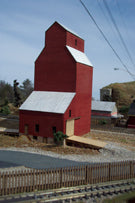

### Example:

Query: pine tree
xmin=13 ymin=80 xmax=21 ymax=107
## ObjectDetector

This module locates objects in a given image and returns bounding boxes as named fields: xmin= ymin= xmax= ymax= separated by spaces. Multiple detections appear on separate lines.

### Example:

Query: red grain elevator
xmin=19 ymin=21 xmax=93 ymax=143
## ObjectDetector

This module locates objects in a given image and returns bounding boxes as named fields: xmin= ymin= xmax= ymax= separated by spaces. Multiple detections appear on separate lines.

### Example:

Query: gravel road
xmin=0 ymin=141 xmax=134 ymax=171
xmin=0 ymin=149 xmax=87 ymax=170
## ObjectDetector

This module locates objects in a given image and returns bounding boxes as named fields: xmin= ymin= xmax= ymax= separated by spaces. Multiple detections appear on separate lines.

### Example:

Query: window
xmin=52 ymin=126 xmax=56 ymax=134
xmin=69 ymin=109 xmax=71 ymax=117
xmin=75 ymin=39 xmax=77 ymax=46
xmin=35 ymin=124 xmax=39 ymax=132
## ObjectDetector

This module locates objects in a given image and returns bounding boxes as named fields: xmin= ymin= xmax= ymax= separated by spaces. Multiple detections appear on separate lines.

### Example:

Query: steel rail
xmin=0 ymin=179 xmax=135 ymax=203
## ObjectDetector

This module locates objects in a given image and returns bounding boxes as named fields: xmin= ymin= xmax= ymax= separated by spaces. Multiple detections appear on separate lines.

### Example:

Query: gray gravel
xmin=0 ymin=141 xmax=134 ymax=168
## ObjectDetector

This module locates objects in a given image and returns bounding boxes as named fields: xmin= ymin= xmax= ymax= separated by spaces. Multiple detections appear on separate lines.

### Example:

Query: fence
xmin=0 ymin=160 xmax=135 ymax=196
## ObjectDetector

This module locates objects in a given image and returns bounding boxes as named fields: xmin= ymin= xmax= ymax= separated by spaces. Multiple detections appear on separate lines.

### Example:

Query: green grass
xmin=103 ymin=191 xmax=135 ymax=203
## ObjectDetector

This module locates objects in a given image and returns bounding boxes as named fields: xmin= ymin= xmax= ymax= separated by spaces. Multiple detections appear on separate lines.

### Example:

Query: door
xmin=24 ymin=124 xmax=28 ymax=135
xmin=66 ymin=119 xmax=74 ymax=136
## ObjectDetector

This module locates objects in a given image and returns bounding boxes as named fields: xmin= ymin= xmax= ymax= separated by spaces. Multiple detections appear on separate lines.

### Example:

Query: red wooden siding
xmin=66 ymin=31 xmax=84 ymax=52
xmin=19 ymin=110 xmax=63 ymax=138
xmin=127 ymin=117 xmax=135 ymax=128
xmin=63 ymin=63 xmax=93 ymax=136
xmin=34 ymin=23 xmax=77 ymax=92
xmin=20 ymin=21 xmax=93 ymax=139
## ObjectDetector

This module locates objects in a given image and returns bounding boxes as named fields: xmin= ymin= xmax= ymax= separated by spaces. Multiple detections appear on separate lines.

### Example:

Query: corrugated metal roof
xmin=92 ymin=101 xmax=116 ymax=112
xmin=20 ymin=91 xmax=76 ymax=114
xmin=66 ymin=46 xmax=93 ymax=67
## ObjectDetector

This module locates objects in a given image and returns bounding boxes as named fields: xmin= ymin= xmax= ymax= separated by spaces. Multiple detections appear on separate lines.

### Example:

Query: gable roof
xmin=66 ymin=46 xmax=93 ymax=67
xmin=47 ymin=21 xmax=82 ymax=39
xmin=92 ymin=101 xmax=116 ymax=112
xmin=128 ymin=100 xmax=135 ymax=116
xmin=20 ymin=91 xmax=76 ymax=114
xmin=56 ymin=21 xmax=82 ymax=39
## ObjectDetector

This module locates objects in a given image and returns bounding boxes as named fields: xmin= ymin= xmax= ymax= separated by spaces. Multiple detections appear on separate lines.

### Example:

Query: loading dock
xmin=66 ymin=135 xmax=106 ymax=149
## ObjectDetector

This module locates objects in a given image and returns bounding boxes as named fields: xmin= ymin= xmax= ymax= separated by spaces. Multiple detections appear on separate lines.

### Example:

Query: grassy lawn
xmin=103 ymin=191 xmax=135 ymax=203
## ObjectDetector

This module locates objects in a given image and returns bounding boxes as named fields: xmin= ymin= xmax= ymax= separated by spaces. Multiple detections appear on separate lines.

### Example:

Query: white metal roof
xmin=92 ymin=101 xmax=116 ymax=112
xmin=20 ymin=91 xmax=76 ymax=114
xmin=66 ymin=46 xmax=93 ymax=67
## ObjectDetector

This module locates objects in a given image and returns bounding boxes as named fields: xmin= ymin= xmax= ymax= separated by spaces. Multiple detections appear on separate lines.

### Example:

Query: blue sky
xmin=0 ymin=0 xmax=135 ymax=99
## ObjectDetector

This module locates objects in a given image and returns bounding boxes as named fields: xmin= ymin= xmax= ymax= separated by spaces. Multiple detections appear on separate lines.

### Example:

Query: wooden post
xmin=24 ymin=170 xmax=26 ymax=193
xmin=108 ymin=163 xmax=111 ymax=181
xmin=21 ymin=171 xmax=23 ymax=193
xmin=8 ymin=171 xmax=11 ymax=195
xmin=11 ymin=171 xmax=14 ymax=194
xmin=30 ymin=169 xmax=33 ymax=192
xmin=59 ymin=168 xmax=63 ymax=188
xmin=0 ymin=172 xmax=1 ymax=196
xmin=33 ymin=169 xmax=35 ymax=191
xmin=27 ymin=170 xmax=29 ymax=192
xmin=47 ymin=169 xmax=49 ymax=190
xmin=4 ymin=172 xmax=8 ymax=195
xmin=130 ymin=161 xmax=134 ymax=179
xmin=71 ymin=167 xmax=73 ymax=186
xmin=89 ymin=165 xmax=92 ymax=184
xmin=2 ymin=173 xmax=4 ymax=196
xmin=18 ymin=170 xmax=20 ymax=193
xmin=85 ymin=165 xmax=88 ymax=185
xmin=50 ymin=169 xmax=52 ymax=189
xmin=36 ymin=170 xmax=39 ymax=190
xmin=63 ymin=167 xmax=65 ymax=187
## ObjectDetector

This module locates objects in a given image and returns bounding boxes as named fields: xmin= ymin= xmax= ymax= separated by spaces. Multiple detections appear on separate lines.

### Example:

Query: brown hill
xmin=102 ymin=81 xmax=135 ymax=107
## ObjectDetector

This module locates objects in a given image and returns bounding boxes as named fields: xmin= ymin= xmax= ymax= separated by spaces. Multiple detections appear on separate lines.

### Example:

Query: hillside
xmin=102 ymin=81 xmax=135 ymax=107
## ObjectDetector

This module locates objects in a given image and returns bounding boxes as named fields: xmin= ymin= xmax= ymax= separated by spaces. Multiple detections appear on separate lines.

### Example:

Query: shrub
xmin=119 ymin=106 xmax=129 ymax=115
xmin=99 ymin=119 xmax=107 ymax=125
xmin=0 ymin=105 xmax=10 ymax=115
xmin=53 ymin=131 xmax=68 ymax=145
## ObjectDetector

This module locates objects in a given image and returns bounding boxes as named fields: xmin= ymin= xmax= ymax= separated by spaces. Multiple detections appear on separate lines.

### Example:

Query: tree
xmin=0 ymin=79 xmax=33 ymax=108
xmin=0 ymin=80 xmax=14 ymax=106
xmin=20 ymin=79 xmax=33 ymax=101
xmin=13 ymin=80 xmax=22 ymax=107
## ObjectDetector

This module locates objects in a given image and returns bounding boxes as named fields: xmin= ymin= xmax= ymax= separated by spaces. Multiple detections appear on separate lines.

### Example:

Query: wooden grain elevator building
xmin=19 ymin=21 xmax=93 ymax=143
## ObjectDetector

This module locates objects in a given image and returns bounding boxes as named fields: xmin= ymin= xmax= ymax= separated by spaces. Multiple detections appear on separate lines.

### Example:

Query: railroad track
xmin=0 ymin=179 xmax=135 ymax=203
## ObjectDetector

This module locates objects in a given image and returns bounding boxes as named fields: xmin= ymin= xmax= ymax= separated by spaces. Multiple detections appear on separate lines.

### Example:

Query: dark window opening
xmin=35 ymin=124 xmax=39 ymax=132
xmin=33 ymin=136 xmax=37 ymax=140
xmin=69 ymin=110 xmax=71 ymax=117
xmin=52 ymin=126 xmax=56 ymax=134
xmin=75 ymin=39 xmax=77 ymax=46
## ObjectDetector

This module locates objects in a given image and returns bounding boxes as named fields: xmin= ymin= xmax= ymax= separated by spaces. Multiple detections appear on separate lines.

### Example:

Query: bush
xmin=53 ymin=131 xmax=68 ymax=145
xmin=98 ymin=119 xmax=107 ymax=125
xmin=0 ymin=105 xmax=10 ymax=115
xmin=119 ymin=106 xmax=129 ymax=115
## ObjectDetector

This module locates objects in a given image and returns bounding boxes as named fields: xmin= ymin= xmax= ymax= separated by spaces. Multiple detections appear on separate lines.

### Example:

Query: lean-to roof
xmin=66 ymin=46 xmax=93 ymax=66
xmin=20 ymin=91 xmax=76 ymax=114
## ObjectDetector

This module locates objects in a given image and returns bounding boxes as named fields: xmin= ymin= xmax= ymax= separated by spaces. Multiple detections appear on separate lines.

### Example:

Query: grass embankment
xmin=0 ymin=134 xmax=99 ymax=155
xmin=103 ymin=81 xmax=135 ymax=107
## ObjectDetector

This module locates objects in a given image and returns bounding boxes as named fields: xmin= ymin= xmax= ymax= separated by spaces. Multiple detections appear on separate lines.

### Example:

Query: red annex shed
xmin=127 ymin=100 xmax=135 ymax=129
xmin=19 ymin=21 xmax=93 ymax=143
